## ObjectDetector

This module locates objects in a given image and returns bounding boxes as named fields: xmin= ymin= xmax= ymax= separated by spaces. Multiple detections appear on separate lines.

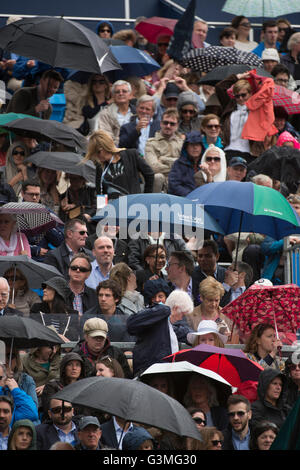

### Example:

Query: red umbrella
xmin=161 ymin=344 xmax=263 ymax=388
xmin=273 ymin=85 xmax=300 ymax=115
xmin=221 ymin=284 xmax=300 ymax=339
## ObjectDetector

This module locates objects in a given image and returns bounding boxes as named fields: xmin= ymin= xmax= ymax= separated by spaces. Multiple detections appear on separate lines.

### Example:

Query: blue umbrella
xmin=187 ymin=181 xmax=300 ymax=264
xmin=68 ymin=45 xmax=160 ymax=83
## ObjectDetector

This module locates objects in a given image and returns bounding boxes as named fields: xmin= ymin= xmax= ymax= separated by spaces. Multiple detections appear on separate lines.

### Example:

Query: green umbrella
xmin=222 ymin=0 xmax=300 ymax=18
xmin=0 ymin=113 xmax=41 ymax=126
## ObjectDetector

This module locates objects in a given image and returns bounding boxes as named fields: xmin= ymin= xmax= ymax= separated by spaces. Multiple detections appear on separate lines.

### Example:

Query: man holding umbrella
xmin=7 ymin=69 xmax=64 ymax=119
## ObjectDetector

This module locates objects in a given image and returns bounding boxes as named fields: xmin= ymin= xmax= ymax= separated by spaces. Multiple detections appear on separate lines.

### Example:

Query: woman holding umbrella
xmin=244 ymin=323 xmax=285 ymax=371
xmin=0 ymin=213 xmax=31 ymax=257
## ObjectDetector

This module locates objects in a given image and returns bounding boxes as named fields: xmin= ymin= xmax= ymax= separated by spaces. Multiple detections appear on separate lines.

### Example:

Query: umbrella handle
xmin=17 ymin=222 xmax=24 ymax=252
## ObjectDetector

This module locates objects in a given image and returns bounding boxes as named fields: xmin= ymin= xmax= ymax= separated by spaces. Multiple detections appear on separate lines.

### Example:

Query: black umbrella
xmin=25 ymin=151 xmax=96 ymax=184
xmin=0 ymin=16 xmax=121 ymax=75
xmin=3 ymin=117 xmax=87 ymax=153
xmin=53 ymin=376 xmax=201 ymax=441
xmin=180 ymin=46 xmax=263 ymax=73
xmin=248 ymin=146 xmax=300 ymax=193
xmin=0 ymin=315 xmax=64 ymax=348
xmin=166 ymin=0 xmax=196 ymax=62
xmin=199 ymin=64 xmax=272 ymax=85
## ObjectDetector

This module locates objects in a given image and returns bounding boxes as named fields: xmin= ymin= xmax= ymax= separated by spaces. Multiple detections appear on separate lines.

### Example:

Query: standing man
xmin=85 ymin=236 xmax=114 ymax=290
xmin=98 ymin=80 xmax=135 ymax=145
xmin=252 ymin=21 xmax=280 ymax=58
xmin=145 ymin=108 xmax=184 ymax=192
xmin=7 ymin=69 xmax=63 ymax=119
xmin=67 ymin=253 xmax=98 ymax=316
xmin=43 ymin=218 xmax=93 ymax=278
xmin=193 ymin=20 xmax=210 ymax=48
xmin=119 ymin=95 xmax=161 ymax=156
xmin=222 ymin=395 xmax=252 ymax=450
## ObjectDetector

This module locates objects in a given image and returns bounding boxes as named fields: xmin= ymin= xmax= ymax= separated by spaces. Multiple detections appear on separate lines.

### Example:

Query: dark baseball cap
xmin=163 ymin=82 xmax=180 ymax=98
xmin=78 ymin=416 xmax=101 ymax=430
xmin=228 ymin=157 xmax=247 ymax=168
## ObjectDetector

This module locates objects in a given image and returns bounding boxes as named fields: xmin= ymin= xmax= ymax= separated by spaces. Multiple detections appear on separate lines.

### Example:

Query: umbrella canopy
xmin=222 ymin=0 xmax=300 ymax=18
xmin=0 ymin=113 xmax=41 ymax=127
xmin=161 ymin=344 xmax=264 ymax=388
xmin=3 ymin=117 xmax=87 ymax=153
xmin=0 ymin=315 xmax=64 ymax=348
xmin=199 ymin=65 xmax=272 ymax=85
xmin=0 ymin=255 xmax=63 ymax=289
xmin=93 ymin=192 xmax=224 ymax=238
xmin=135 ymin=16 xmax=177 ymax=44
xmin=273 ymin=84 xmax=300 ymax=115
xmin=180 ymin=46 xmax=263 ymax=73
xmin=53 ymin=376 xmax=201 ymax=440
xmin=25 ymin=151 xmax=96 ymax=184
xmin=139 ymin=361 xmax=234 ymax=406
xmin=247 ymin=146 xmax=300 ymax=194
xmin=187 ymin=181 xmax=300 ymax=241
xmin=0 ymin=16 xmax=121 ymax=74
xmin=221 ymin=284 xmax=300 ymax=337
xmin=0 ymin=202 xmax=64 ymax=238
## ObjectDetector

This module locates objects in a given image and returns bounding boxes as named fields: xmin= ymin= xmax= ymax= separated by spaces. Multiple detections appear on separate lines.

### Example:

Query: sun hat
xmin=187 ymin=319 xmax=228 ymax=344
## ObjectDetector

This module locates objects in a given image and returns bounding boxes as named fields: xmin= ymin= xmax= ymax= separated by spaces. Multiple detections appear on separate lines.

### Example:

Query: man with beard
xmin=0 ymin=395 xmax=13 ymax=450
xmin=222 ymin=395 xmax=252 ymax=450
xmin=36 ymin=398 xmax=78 ymax=450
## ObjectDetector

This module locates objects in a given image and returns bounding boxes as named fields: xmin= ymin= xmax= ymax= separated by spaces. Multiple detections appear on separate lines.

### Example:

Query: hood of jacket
xmin=7 ymin=419 xmax=37 ymax=450
xmin=257 ymin=368 xmax=286 ymax=405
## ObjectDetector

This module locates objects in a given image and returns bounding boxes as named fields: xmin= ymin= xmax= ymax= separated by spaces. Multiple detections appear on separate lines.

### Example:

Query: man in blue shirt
xmin=252 ymin=20 xmax=280 ymax=58
xmin=85 ymin=236 xmax=114 ymax=290
xmin=222 ymin=395 xmax=252 ymax=450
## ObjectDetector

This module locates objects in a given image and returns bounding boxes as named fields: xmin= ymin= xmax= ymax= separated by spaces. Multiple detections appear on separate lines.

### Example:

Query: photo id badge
xmin=97 ymin=194 xmax=108 ymax=209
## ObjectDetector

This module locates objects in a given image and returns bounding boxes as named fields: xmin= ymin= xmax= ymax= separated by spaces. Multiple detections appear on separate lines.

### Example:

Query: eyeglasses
xmin=100 ymin=28 xmax=111 ymax=33
xmin=228 ymin=411 xmax=247 ymax=418
xmin=206 ymin=124 xmax=220 ymax=129
xmin=12 ymin=150 xmax=25 ymax=156
xmin=275 ymin=78 xmax=289 ymax=84
xmin=92 ymin=79 xmax=106 ymax=85
xmin=70 ymin=265 xmax=90 ymax=273
xmin=162 ymin=120 xmax=177 ymax=127
xmin=166 ymin=262 xmax=180 ymax=268
xmin=211 ymin=440 xmax=223 ymax=446
xmin=288 ymin=363 xmax=300 ymax=371
xmin=24 ymin=192 xmax=40 ymax=198
xmin=234 ymin=93 xmax=248 ymax=99
xmin=193 ymin=417 xmax=206 ymax=425
xmin=181 ymin=109 xmax=195 ymax=114
xmin=114 ymin=89 xmax=129 ymax=94
xmin=50 ymin=405 xmax=73 ymax=414
xmin=0 ymin=292 xmax=9 ymax=299
xmin=71 ymin=230 xmax=88 ymax=236
xmin=158 ymin=42 xmax=169 ymax=47
xmin=206 ymin=156 xmax=221 ymax=162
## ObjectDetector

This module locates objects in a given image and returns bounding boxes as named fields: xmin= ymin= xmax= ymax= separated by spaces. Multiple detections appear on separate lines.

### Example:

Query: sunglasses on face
xmin=206 ymin=156 xmax=221 ymax=162
xmin=240 ymin=22 xmax=251 ymax=27
xmin=288 ymin=363 xmax=300 ymax=371
xmin=228 ymin=411 xmax=246 ymax=418
xmin=70 ymin=265 xmax=90 ymax=273
xmin=158 ymin=42 xmax=169 ymax=47
xmin=181 ymin=109 xmax=195 ymax=114
xmin=211 ymin=439 xmax=223 ymax=446
xmin=193 ymin=417 xmax=206 ymax=425
xmin=206 ymin=124 xmax=220 ymax=129
xmin=234 ymin=93 xmax=248 ymax=99
xmin=72 ymin=230 xmax=88 ymax=236
xmin=12 ymin=150 xmax=25 ymax=156
xmin=278 ymin=27 xmax=288 ymax=32
xmin=162 ymin=120 xmax=177 ymax=127
xmin=100 ymin=28 xmax=111 ymax=33
xmin=50 ymin=406 xmax=73 ymax=414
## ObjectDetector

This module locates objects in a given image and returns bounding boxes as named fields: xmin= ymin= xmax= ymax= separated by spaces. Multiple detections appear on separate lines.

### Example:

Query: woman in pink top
xmin=0 ymin=213 xmax=31 ymax=257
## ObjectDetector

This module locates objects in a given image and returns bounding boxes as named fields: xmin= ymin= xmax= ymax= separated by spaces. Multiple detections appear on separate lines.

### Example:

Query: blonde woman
xmin=83 ymin=129 xmax=154 ymax=198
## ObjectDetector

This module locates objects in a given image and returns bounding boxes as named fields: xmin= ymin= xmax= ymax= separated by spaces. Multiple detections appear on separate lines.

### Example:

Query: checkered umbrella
xmin=273 ymin=85 xmax=300 ymax=115
xmin=180 ymin=46 xmax=263 ymax=73
xmin=0 ymin=202 xmax=63 ymax=238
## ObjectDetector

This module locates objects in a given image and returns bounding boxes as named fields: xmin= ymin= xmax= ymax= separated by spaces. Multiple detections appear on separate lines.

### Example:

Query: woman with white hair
xmin=281 ymin=32 xmax=300 ymax=80
xmin=0 ymin=213 xmax=30 ymax=256
xmin=127 ymin=289 xmax=194 ymax=376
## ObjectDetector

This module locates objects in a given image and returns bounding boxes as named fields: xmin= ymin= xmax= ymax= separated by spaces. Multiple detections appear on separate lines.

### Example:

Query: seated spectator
xmin=251 ymin=20 xmax=280 ymax=58
xmin=177 ymin=91 xmax=203 ymax=135
xmin=282 ymin=356 xmax=300 ymax=413
xmin=134 ymin=243 xmax=168 ymax=293
xmin=197 ymin=426 xmax=224 ymax=450
xmin=85 ymin=225 xmax=128 ymax=264
xmin=142 ymin=278 xmax=172 ymax=307
xmin=128 ymin=233 xmax=186 ymax=272
xmin=0 ymin=277 xmax=23 ymax=316
xmin=97 ymin=80 xmax=135 ymax=146
xmin=222 ymin=394 xmax=252 ymax=450
xmin=194 ymin=144 xmax=227 ymax=186
xmin=43 ymin=218 xmax=93 ymax=278
xmin=122 ymin=427 xmax=155 ymax=451
xmin=144 ymin=107 xmax=184 ymax=192
xmin=3 ymin=267 xmax=40 ymax=316
xmin=244 ymin=323 xmax=285 ymax=371
xmin=187 ymin=407 xmax=207 ymax=432
xmin=271 ymin=63 xmax=292 ymax=89
xmin=59 ymin=173 xmax=96 ymax=226
xmin=30 ymin=276 xmax=76 ymax=316
xmin=287 ymin=194 xmax=300 ymax=216
xmin=249 ymin=420 xmax=279 ymax=450
xmin=219 ymin=27 xmax=237 ymax=47
xmin=5 ymin=141 xmax=34 ymax=197
xmin=7 ymin=418 xmax=37 ymax=450
xmin=36 ymin=168 xmax=60 ymax=215
xmin=166 ymin=250 xmax=195 ymax=300
xmin=0 ymin=213 xmax=31 ymax=257
xmin=75 ymin=416 xmax=103 ymax=450
xmin=281 ymin=32 xmax=300 ymax=81
xmin=35 ymin=398 xmax=78 ymax=450
xmin=277 ymin=131 xmax=300 ymax=149
xmin=112 ymin=29 xmax=136 ymax=47
xmin=187 ymin=319 xmax=227 ymax=348
xmin=193 ymin=20 xmax=210 ymax=49
xmin=153 ymin=34 xmax=171 ymax=66
xmin=79 ymin=73 xmax=111 ymax=135
xmin=168 ymin=131 xmax=205 ymax=196
xmin=261 ymin=48 xmax=280 ymax=73
xmin=119 ymin=95 xmax=160 ymax=157
xmin=40 ymin=352 xmax=85 ymax=420
xmin=85 ymin=236 xmax=114 ymax=290
xmin=231 ymin=16 xmax=258 ymax=52
xmin=200 ymin=114 xmax=223 ymax=150
xmin=83 ymin=129 xmax=154 ymax=198
xmin=6 ymin=69 xmax=64 ymax=119
xmin=66 ymin=253 xmax=97 ymax=316
xmin=95 ymin=356 xmax=125 ymax=378
xmin=100 ymin=416 xmax=137 ymax=450
xmin=109 ymin=263 xmax=144 ymax=316
xmin=251 ymin=368 xmax=288 ymax=430
xmin=226 ymin=156 xmax=247 ymax=181
xmin=96 ymin=20 xmax=114 ymax=38
xmin=127 ymin=290 xmax=194 ymax=376
xmin=274 ymin=106 xmax=299 ymax=139
xmin=0 ymin=130 xmax=9 ymax=167
xmin=72 ymin=317 xmax=132 ymax=378
xmin=183 ymin=375 xmax=229 ymax=431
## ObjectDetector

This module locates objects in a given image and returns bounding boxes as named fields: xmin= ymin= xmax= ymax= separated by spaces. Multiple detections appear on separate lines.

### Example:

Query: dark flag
xmin=166 ymin=0 xmax=196 ymax=62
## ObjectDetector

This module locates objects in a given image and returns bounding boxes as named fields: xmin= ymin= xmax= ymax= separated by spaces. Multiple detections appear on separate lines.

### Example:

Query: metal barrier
xmin=284 ymin=241 xmax=300 ymax=286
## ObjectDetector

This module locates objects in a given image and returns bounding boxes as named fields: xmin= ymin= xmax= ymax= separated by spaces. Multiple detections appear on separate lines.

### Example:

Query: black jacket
xmin=191 ymin=264 xmax=227 ymax=306
xmin=36 ymin=421 xmax=78 ymax=450
xmin=119 ymin=116 xmax=161 ymax=151
xmin=66 ymin=284 xmax=98 ymax=315
xmin=42 ymin=242 xmax=94 ymax=278
xmin=85 ymin=233 xmax=129 ymax=264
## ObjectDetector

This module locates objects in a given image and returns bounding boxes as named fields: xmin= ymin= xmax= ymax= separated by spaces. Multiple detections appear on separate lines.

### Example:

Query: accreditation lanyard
xmin=100 ymin=156 xmax=114 ymax=195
